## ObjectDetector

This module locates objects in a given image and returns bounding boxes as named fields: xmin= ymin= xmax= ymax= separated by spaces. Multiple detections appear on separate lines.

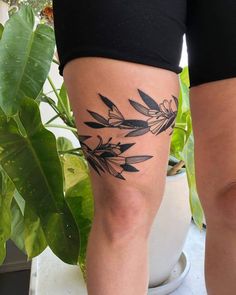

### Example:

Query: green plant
xmin=169 ymin=67 xmax=204 ymax=227
xmin=0 ymin=4 xmax=204 ymax=283
xmin=1 ymin=0 xmax=52 ymax=15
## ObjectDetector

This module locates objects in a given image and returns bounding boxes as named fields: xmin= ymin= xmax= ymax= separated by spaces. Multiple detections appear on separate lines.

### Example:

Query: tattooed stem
xmin=79 ymin=135 xmax=153 ymax=180
xmin=85 ymin=89 xmax=178 ymax=137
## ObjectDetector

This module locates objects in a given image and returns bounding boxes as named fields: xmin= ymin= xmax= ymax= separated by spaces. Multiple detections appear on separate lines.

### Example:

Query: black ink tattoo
xmin=79 ymin=135 xmax=153 ymax=180
xmin=84 ymin=89 xmax=178 ymax=137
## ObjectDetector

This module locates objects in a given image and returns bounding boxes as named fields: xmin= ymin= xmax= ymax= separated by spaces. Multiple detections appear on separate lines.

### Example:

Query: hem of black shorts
xmin=189 ymin=72 xmax=236 ymax=88
xmin=58 ymin=48 xmax=183 ymax=76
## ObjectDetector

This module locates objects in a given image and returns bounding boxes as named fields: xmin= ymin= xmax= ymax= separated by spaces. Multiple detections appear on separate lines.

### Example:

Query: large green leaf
xmin=61 ymin=150 xmax=93 ymax=279
xmin=66 ymin=177 xmax=94 ymax=281
xmin=171 ymin=67 xmax=191 ymax=159
xmin=57 ymin=137 xmax=74 ymax=153
xmin=24 ymin=203 xmax=47 ymax=259
xmin=11 ymin=190 xmax=46 ymax=258
xmin=182 ymin=133 xmax=204 ymax=229
xmin=0 ymin=5 xmax=55 ymax=116
xmin=0 ymin=98 xmax=80 ymax=264
xmin=62 ymin=154 xmax=89 ymax=191
xmin=0 ymin=170 xmax=15 ymax=264
xmin=10 ymin=198 xmax=26 ymax=253
xmin=170 ymin=67 xmax=203 ymax=228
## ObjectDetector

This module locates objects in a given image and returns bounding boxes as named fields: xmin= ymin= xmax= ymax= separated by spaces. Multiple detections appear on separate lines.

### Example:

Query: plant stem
xmin=58 ymin=148 xmax=84 ymax=155
xmin=44 ymin=124 xmax=78 ymax=133
xmin=167 ymin=160 xmax=185 ymax=176
xmin=45 ymin=114 xmax=60 ymax=125
xmin=47 ymin=76 xmax=73 ymax=125
xmin=53 ymin=58 xmax=60 ymax=65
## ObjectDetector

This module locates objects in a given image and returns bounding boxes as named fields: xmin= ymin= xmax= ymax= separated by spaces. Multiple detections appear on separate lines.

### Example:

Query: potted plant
xmin=0 ymin=5 xmax=204 ymax=292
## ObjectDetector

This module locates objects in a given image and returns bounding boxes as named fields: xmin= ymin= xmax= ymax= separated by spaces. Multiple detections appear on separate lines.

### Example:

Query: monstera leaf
xmin=0 ymin=98 xmax=80 ymax=264
xmin=0 ymin=5 xmax=55 ymax=116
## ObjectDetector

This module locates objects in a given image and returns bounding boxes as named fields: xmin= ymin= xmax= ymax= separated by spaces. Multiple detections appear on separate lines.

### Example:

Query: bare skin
xmin=63 ymin=56 xmax=236 ymax=295
xmin=63 ymin=57 xmax=180 ymax=295
xmin=190 ymin=78 xmax=236 ymax=295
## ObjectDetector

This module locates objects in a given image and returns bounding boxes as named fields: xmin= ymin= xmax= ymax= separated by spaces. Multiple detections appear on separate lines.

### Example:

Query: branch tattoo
xmin=85 ymin=89 xmax=178 ymax=137
xmin=81 ymin=89 xmax=178 ymax=180
xmin=79 ymin=135 xmax=152 ymax=180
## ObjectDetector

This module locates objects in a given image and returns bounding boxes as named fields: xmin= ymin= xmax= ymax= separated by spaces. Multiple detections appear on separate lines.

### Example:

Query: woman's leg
xmin=63 ymin=57 xmax=180 ymax=295
xmin=190 ymin=77 xmax=236 ymax=295
xmin=186 ymin=0 xmax=236 ymax=292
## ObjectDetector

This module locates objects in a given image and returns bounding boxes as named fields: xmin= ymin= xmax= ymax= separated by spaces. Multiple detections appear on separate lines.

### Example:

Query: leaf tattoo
xmin=84 ymin=89 xmax=178 ymax=137
xmin=131 ymin=89 xmax=179 ymax=136
xmin=79 ymin=135 xmax=153 ymax=180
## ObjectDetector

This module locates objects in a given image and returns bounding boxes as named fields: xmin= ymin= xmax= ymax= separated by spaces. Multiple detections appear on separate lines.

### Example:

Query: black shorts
xmin=52 ymin=0 xmax=236 ymax=88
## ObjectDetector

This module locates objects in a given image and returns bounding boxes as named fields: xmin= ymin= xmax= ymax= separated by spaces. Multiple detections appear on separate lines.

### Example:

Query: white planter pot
xmin=148 ymin=169 xmax=192 ymax=288
xmin=0 ymin=0 xmax=9 ymax=24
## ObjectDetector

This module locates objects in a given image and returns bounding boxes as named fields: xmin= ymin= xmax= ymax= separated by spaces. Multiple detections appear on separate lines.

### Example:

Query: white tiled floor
xmin=170 ymin=221 xmax=207 ymax=295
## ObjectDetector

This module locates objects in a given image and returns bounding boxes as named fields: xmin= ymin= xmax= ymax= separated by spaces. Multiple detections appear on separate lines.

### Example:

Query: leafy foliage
xmin=170 ymin=67 xmax=204 ymax=228
xmin=0 ymin=6 xmax=81 ymax=266
xmin=0 ymin=170 xmax=15 ymax=263
xmin=4 ymin=0 xmax=52 ymax=15
xmin=0 ymin=5 xmax=55 ymax=115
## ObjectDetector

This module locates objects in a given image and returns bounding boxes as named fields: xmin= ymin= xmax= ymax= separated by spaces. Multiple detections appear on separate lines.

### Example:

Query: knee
xmin=211 ymin=182 xmax=236 ymax=230
xmin=95 ymin=186 xmax=152 ymax=241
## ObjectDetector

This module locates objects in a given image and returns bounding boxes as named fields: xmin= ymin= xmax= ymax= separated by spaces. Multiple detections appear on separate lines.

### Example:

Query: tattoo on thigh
xmin=79 ymin=135 xmax=153 ymax=180
xmin=85 ymin=89 xmax=178 ymax=136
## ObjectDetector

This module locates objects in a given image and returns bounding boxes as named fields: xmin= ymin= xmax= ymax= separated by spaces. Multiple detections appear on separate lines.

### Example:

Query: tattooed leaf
xmin=138 ymin=89 xmax=160 ymax=111
xmin=122 ymin=120 xmax=148 ymax=128
xmin=164 ymin=116 xmax=176 ymax=130
xmin=125 ymin=127 xmax=150 ymax=137
xmin=93 ymin=158 xmax=106 ymax=172
xmin=172 ymin=95 xmax=179 ymax=108
xmin=129 ymin=100 xmax=150 ymax=116
xmin=87 ymin=110 xmax=109 ymax=125
xmin=156 ymin=117 xmax=176 ymax=135
xmin=119 ymin=143 xmax=135 ymax=153
xmin=99 ymin=94 xmax=116 ymax=109
xmin=87 ymin=157 xmax=101 ymax=175
xmin=100 ymin=152 xmax=115 ymax=158
xmin=85 ymin=122 xmax=106 ymax=129
xmin=116 ymin=173 xmax=126 ymax=180
xmin=121 ymin=164 xmax=139 ymax=172
xmin=126 ymin=155 xmax=153 ymax=164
